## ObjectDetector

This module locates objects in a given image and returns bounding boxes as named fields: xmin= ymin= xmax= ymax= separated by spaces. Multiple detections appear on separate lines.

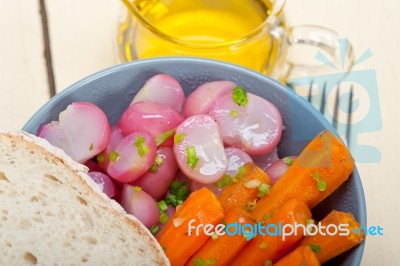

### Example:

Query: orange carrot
xmin=157 ymin=187 xmax=224 ymax=266
xmin=186 ymin=208 xmax=254 ymax=266
xmin=274 ymin=246 xmax=320 ymax=266
xmin=250 ymin=130 xmax=354 ymax=221
xmin=230 ymin=199 xmax=312 ymax=266
xmin=218 ymin=162 xmax=272 ymax=213
xmin=300 ymin=210 xmax=365 ymax=264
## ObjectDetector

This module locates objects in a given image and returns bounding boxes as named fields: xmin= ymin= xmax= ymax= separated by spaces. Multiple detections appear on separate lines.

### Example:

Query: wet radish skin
xmin=120 ymin=184 xmax=159 ymax=228
xmin=173 ymin=114 xmax=228 ymax=184
xmin=98 ymin=126 xmax=124 ymax=170
xmin=184 ymin=80 xmax=236 ymax=117
xmin=118 ymin=101 xmax=184 ymax=146
xmin=107 ymin=131 xmax=156 ymax=183
xmin=88 ymin=171 xmax=117 ymax=198
xmin=209 ymin=93 xmax=282 ymax=155
xmin=131 ymin=147 xmax=178 ymax=200
xmin=131 ymin=74 xmax=185 ymax=112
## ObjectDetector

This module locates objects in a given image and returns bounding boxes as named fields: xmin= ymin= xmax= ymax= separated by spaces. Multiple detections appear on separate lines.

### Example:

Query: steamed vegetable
xmin=274 ymin=246 xmax=320 ymax=266
xmin=265 ymin=156 xmax=297 ymax=183
xmin=300 ymin=210 xmax=365 ymax=264
xmin=157 ymin=188 xmax=225 ymax=266
xmin=174 ymin=115 xmax=228 ymax=184
xmin=118 ymin=101 xmax=184 ymax=146
xmin=209 ymin=91 xmax=282 ymax=155
xmin=231 ymin=199 xmax=312 ymax=265
xmin=120 ymin=184 xmax=159 ymax=228
xmin=251 ymin=148 xmax=279 ymax=170
xmin=97 ymin=126 xmax=124 ymax=170
xmin=130 ymin=74 xmax=185 ymax=112
xmin=38 ymin=102 xmax=110 ymax=163
xmin=107 ymin=131 xmax=157 ymax=183
xmin=132 ymin=147 xmax=178 ymax=200
xmin=184 ymin=80 xmax=236 ymax=117
xmin=88 ymin=171 xmax=117 ymax=198
xmin=250 ymin=131 xmax=355 ymax=221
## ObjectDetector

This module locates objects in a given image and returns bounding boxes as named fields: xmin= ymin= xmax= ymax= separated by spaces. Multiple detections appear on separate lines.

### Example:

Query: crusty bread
xmin=0 ymin=129 xmax=169 ymax=266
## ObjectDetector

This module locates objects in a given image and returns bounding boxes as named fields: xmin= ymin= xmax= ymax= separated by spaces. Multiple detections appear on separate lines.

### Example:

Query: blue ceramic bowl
xmin=23 ymin=57 xmax=366 ymax=265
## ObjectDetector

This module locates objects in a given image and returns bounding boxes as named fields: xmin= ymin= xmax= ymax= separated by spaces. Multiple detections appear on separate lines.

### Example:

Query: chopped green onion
xmin=236 ymin=166 xmax=246 ymax=180
xmin=157 ymin=200 xmax=168 ymax=211
xmin=174 ymin=133 xmax=186 ymax=144
xmin=165 ymin=180 xmax=190 ymax=207
xmin=257 ymin=183 xmax=271 ymax=198
xmin=264 ymin=260 xmax=273 ymax=266
xmin=283 ymin=156 xmax=294 ymax=166
xmin=133 ymin=186 xmax=142 ymax=192
xmin=186 ymin=146 xmax=199 ymax=169
xmin=259 ymin=242 xmax=268 ymax=249
xmin=159 ymin=212 xmax=169 ymax=224
xmin=215 ymin=174 xmax=234 ymax=188
xmin=193 ymin=258 xmax=217 ymax=266
xmin=96 ymin=153 xmax=105 ymax=164
xmin=150 ymin=225 xmax=160 ymax=235
xmin=108 ymin=151 xmax=121 ymax=162
xmin=232 ymin=86 xmax=248 ymax=107
xmin=156 ymin=129 xmax=175 ymax=146
xmin=244 ymin=199 xmax=257 ymax=211
xmin=317 ymin=179 xmax=327 ymax=191
xmin=230 ymin=109 xmax=238 ymax=117
xmin=211 ymin=233 xmax=219 ymax=241
xmin=313 ymin=172 xmax=321 ymax=181
xmin=150 ymin=154 xmax=164 ymax=172
xmin=89 ymin=143 xmax=94 ymax=151
xmin=306 ymin=219 xmax=315 ymax=225
xmin=134 ymin=136 xmax=149 ymax=156
xmin=309 ymin=243 xmax=321 ymax=253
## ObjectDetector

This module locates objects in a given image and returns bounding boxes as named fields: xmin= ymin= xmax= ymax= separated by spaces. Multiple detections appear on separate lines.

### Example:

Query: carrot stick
xmin=274 ymin=246 xmax=321 ymax=266
xmin=250 ymin=130 xmax=354 ymax=220
xmin=218 ymin=162 xmax=272 ymax=213
xmin=157 ymin=187 xmax=224 ymax=266
xmin=230 ymin=199 xmax=312 ymax=266
xmin=300 ymin=210 xmax=365 ymax=264
xmin=185 ymin=208 xmax=254 ymax=266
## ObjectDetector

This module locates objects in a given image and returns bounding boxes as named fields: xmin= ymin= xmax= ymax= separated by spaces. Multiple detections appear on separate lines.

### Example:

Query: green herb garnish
xmin=230 ymin=109 xmax=238 ymax=117
xmin=186 ymin=146 xmax=199 ymax=169
xmin=259 ymin=242 xmax=268 ymax=249
xmin=244 ymin=199 xmax=257 ymax=211
xmin=215 ymin=174 xmax=234 ymax=188
xmin=156 ymin=129 xmax=175 ymax=146
xmin=165 ymin=180 xmax=190 ymax=207
xmin=257 ymin=183 xmax=271 ymax=198
xmin=283 ymin=156 xmax=294 ymax=166
xmin=134 ymin=136 xmax=149 ymax=156
xmin=232 ymin=86 xmax=248 ymax=107
xmin=150 ymin=225 xmax=160 ymax=235
xmin=236 ymin=166 xmax=246 ymax=180
xmin=89 ymin=143 xmax=94 ymax=151
xmin=108 ymin=151 xmax=121 ymax=162
xmin=157 ymin=200 xmax=168 ymax=211
xmin=159 ymin=212 xmax=169 ymax=224
xmin=174 ymin=133 xmax=186 ymax=144
xmin=96 ymin=153 xmax=105 ymax=164
xmin=150 ymin=154 xmax=164 ymax=172
xmin=193 ymin=258 xmax=217 ymax=266
xmin=309 ymin=243 xmax=321 ymax=253
xmin=264 ymin=260 xmax=273 ymax=266
xmin=133 ymin=186 xmax=142 ymax=192
xmin=313 ymin=172 xmax=327 ymax=192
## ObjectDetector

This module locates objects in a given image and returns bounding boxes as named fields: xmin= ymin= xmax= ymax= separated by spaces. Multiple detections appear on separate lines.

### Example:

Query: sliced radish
xmin=210 ymin=92 xmax=282 ymax=155
xmin=107 ymin=131 xmax=156 ymax=183
xmin=97 ymin=126 xmax=124 ymax=170
xmin=120 ymin=184 xmax=159 ymax=228
xmin=38 ymin=102 xmax=110 ymax=163
xmin=87 ymin=172 xmax=117 ymax=198
xmin=173 ymin=114 xmax=227 ymax=184
xmin=184 ymin=80 xmax=236 ymax=117
xmin=118 ymin=101 xmax=184 ymax=146
xmin=131 ymin=147 xmax=178 ymax=200
xmin=251 ymin=148 xmax=279 ymax=171
xmin=265 ymin=156 xmax=297 ymax=184
xmin=224 ymin=147 xmax=253 ymax=177
xmin=131 ymin=74 xmax=185 ymax=112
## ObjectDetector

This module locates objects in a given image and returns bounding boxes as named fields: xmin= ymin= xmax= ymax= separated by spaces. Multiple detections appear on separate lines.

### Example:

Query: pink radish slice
xmin=189 ymin=181 xmax=222 ymax=196
xmin=184 ymin=80 xmax=236 ymax=117
xmin=173 ymin=114 xmax=227 ymax=184
xmin=107 ymin=131 xmax=156 ymax=183
xmin=131 ymin=74 xmax=185 ymax=112
xmin=120 ymin=184 xmax=159 ymax=228
xmin=118 ymin=101 xmax=184 ymax=146
xmin=209 ymin=92 xmax=282 ymax=155
xmin=251 ymin=148 xmax=279 ymax=171
xmin=87 ymin=172 xmax=117 ymax=198
xmin=85 ymin=160 xmax=105 ymax=173
xmin=97 ymin=126 xmax=124 ymax=170
xmin=265 ymin=156 xmax=297 ymax=184
xmin=38 ymin=102 xmax=110 ymax=163
xmin=131 ymin=147 xmax=178 ymax=200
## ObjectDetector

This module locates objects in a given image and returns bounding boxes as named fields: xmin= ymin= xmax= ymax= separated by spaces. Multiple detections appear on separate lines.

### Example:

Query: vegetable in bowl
xmin=23 ymin=57 xmax=366 ymax=266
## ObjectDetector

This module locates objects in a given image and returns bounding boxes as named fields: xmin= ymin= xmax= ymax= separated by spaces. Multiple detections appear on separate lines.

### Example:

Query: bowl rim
xmin=23 ymin=56 xmax=366 ymax=264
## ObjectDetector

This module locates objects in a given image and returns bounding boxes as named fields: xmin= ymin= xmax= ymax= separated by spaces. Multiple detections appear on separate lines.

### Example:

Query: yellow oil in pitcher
xmin=119 ymin=0 xmax=281 ymax=73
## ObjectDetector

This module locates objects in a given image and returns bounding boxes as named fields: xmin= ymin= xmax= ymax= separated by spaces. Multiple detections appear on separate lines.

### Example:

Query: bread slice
xmin=0 ymin=129 xmax=169 ymax=266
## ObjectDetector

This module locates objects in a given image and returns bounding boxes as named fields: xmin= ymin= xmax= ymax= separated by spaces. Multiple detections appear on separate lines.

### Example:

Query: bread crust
xmin=0 ymin=129 xmax=169 ymax=265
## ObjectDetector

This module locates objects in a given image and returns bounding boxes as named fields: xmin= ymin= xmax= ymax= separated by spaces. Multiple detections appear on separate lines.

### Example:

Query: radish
xmin=87 ymin=172 xmax=117 ymax=198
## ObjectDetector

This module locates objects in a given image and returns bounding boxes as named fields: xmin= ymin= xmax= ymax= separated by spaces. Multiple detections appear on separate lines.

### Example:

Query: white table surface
xmin=1 ymin=0 xmax=398 ymax=265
